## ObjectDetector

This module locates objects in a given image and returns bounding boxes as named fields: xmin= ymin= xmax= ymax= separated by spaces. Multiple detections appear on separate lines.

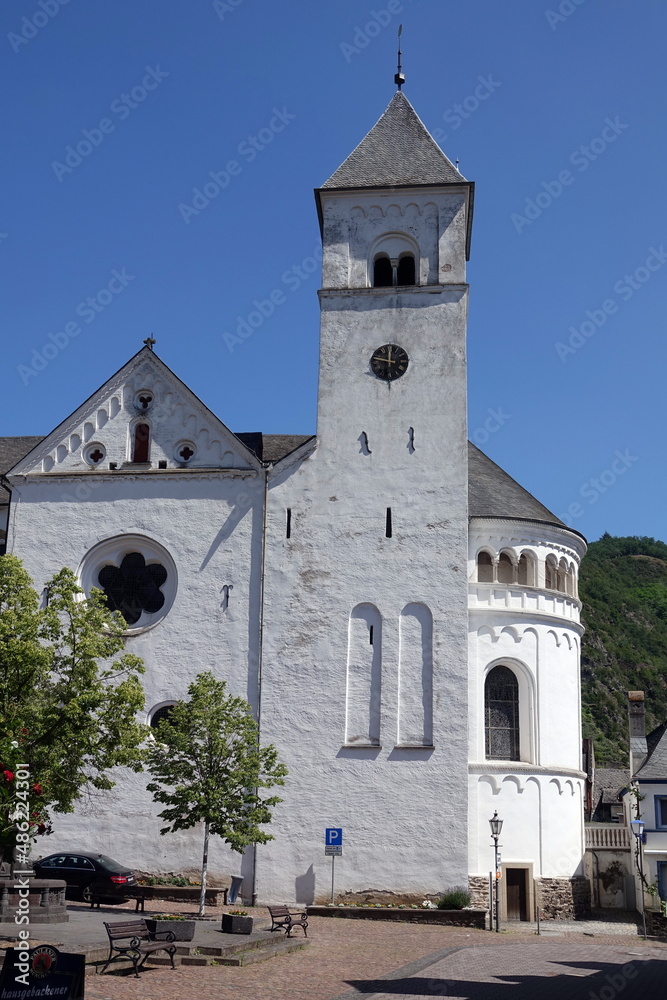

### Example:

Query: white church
xmin=3 ymin=90 xmax=589 ymax=919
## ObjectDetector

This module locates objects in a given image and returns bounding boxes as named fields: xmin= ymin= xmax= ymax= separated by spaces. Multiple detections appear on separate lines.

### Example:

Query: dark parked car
xmin=33 ymin=852 xmax=137 ymax=903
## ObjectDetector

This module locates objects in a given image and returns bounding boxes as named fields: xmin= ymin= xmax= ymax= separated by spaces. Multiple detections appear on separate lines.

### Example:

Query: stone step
xmin=218 ymin=938 xmax=309 ymax=967
xmin=149 ymin=937 xmax=308 ymax=968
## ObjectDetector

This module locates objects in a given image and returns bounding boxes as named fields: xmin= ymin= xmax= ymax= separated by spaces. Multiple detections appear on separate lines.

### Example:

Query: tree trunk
xmin=198 ymin=820 xmax=210 ymax=918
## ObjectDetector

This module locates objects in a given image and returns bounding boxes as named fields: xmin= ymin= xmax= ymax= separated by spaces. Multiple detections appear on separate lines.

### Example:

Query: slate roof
xmin=236 ymin=434 xmax=315 ymax=463
xmin=468 ymin=442 xmax=565 ymax=527
xmin=0 ymin=436 xmax=44 ymax=503
xmin=321 ymin=92 xmax=466 ymax=189
xmin=0 ymin=435 xmax=566 ymax=527
xmin=593 ymin=767 xmax=630 ymax=805
xmin=635 ymin=721 xmax=667 ymax=781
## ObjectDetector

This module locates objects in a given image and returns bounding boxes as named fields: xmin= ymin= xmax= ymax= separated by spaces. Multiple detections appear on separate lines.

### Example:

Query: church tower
xmin=258 ymin=92 xmax=476 ymax=902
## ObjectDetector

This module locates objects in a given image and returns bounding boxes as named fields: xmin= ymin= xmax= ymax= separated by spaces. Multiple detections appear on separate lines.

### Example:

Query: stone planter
xmin=144 ymin=918 xmax=195 ymax=941
xmin=221 ymin=913 xmax=253 ymax=935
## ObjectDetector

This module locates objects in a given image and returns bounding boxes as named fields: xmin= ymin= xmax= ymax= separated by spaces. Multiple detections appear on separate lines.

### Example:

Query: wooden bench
xmin=99 ymin=919 xmax=177 ymax=978
xmin=268 ymin=904 xmax=308 ymax=937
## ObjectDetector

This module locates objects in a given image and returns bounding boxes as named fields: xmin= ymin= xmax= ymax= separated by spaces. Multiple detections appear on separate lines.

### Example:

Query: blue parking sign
xmin=325 ymin=828 xmax=342 ymax=846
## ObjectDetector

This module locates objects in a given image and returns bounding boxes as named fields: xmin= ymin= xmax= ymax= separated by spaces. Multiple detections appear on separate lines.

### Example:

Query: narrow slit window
xmin=369 ymin=625 xmax=374 ymax=645
xmin=385 ymin=507 xmax=392 ymax=538
xmin=133 ymin=423 xmax=150 ymax=463
xmin=286 ymin=508 xmax=291 ymax=539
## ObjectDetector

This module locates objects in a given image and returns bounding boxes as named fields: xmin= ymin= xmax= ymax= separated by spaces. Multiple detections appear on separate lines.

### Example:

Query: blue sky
xmin=1 ymin=0 xmax=665 ymax=545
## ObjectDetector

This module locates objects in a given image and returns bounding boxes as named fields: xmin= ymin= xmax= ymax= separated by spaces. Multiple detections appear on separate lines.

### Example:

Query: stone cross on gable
xmin=143 ymin=336 xmax=156 ymax=350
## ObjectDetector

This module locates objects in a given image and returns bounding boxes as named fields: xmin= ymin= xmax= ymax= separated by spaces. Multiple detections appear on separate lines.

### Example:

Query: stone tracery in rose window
xmin=98 ymin=552 xmax=167 ymax=625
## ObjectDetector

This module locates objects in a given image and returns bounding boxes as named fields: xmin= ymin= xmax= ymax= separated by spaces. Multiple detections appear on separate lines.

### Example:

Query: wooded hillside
xmin=580 ymin=534 xmax=667 ymax=764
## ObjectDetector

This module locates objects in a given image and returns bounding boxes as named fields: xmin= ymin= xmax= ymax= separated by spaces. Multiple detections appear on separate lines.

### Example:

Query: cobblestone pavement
xmin=82 ymin=913 xmax=667 ymax=1000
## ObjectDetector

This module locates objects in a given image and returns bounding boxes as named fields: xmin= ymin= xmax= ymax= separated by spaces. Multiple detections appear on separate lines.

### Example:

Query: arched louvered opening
xmin=396 ymin=253 xmax=416 ymax=285
xmin=373 ymin=255 xmax=393 ymax=288
xmin=485 ymin=665 xmax=520 ymax=761
xmin=497 ymin=552 xmax=515 ymax=584
xmin=558 ymin=558 xmax=568 ymax=593
xmin=477 ymin=551 xmax=494 ymax=583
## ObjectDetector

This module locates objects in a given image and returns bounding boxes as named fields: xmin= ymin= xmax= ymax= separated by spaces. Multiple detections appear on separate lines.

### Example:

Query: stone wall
xmin=468 ymin=875 xmax=491 ymax=909
xmin=536 ymin=876 xmax=590 ymax=919
xmin=646 ymin=910 xmax=667 ymax=940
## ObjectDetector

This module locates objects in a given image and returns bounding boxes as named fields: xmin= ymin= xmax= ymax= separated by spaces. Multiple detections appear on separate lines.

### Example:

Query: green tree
xmin=145 ymin=672 xmax=287 ymax=916
xmin=0 ymin=554 xmax=146 ymax=865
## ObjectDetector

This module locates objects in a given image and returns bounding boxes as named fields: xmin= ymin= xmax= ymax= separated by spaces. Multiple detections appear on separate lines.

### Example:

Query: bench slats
xmin=99 ymin=919 xmax=177 ymax=978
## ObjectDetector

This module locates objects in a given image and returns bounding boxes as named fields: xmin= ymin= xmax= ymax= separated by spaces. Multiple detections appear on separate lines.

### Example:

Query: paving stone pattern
xmin=77 ymin=909 xmax=667 ymax=1000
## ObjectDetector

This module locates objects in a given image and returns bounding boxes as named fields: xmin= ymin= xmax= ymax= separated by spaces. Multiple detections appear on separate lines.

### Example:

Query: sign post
xmin=325 ymin=828 xmax=343 ymax=905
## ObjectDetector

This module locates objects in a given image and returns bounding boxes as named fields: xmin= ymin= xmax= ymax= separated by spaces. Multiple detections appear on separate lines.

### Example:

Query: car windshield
xmin=95 ymin=854 xmax=130 ymax=872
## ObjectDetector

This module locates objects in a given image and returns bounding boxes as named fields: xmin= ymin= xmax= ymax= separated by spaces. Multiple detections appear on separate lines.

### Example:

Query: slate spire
xmin=321 ymin=91 xmax=465 ymax=189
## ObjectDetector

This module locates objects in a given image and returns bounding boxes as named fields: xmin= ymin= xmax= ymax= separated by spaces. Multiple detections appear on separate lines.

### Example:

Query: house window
xmin=485 ymin=665 xmax=520 ymax=761
xmin=656 ymin=796 xmax=667 ymax=830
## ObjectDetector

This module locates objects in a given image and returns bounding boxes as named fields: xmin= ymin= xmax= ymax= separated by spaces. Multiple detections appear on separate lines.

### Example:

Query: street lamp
xmin=630 ymin=817 xmax=648 ymax=940
xmin=489 ymin=811 xmax=503 ymax=932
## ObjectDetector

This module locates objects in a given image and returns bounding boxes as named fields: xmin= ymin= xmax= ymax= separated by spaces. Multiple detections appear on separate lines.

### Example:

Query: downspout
xmin=251 ymin=464 xmax=270 ymax=907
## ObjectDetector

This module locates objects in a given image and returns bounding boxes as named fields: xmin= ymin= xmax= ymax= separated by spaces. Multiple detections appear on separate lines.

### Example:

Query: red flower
xmin=37 ymin=824 xmax=46 ymax=835
xmin=3 ymin=770 xmax=14 ymax=782
xmin=32 ymin=783 xmax=43 ymax=795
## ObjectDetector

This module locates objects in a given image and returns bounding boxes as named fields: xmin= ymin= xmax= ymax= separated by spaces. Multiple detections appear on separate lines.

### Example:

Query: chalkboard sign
xmin=0 ymin=945 xmax=85 ymax=999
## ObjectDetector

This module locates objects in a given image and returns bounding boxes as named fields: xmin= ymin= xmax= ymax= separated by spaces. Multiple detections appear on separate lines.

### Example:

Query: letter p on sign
xmin=325 ymin=828 xmax=342 ymax=846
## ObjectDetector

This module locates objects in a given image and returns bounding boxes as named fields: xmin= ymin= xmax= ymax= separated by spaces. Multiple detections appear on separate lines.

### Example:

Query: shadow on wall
xmin=295 ymin=864 xmax=315 ymax=905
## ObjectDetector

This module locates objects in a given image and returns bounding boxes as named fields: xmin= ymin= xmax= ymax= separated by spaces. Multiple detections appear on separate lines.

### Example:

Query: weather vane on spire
xmin=394 ymin=24 xmax=405 ymax=90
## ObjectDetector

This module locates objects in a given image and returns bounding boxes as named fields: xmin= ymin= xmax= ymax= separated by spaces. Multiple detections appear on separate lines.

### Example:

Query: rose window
xmin=98 ymin=552 xmax=167 ymax=626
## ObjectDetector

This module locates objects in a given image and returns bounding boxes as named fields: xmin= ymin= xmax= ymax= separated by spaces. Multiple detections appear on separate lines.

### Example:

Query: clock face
xmin=370 ymin=344 xmax=409 ymax=381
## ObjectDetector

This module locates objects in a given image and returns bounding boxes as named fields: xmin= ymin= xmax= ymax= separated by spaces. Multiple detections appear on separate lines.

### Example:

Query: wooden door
xmin=506 ymin=869 xmax=528 ymax=921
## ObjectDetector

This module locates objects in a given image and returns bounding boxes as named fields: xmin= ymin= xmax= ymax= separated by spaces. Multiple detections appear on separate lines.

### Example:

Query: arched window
xmin=151 ymin=704 xmax=176 ymax=729
xmin=477 ymin=551 xmax=494 ymax=583
xmin=557 ymin=558 xmax=568 ymax=593
xmin=373 ymin=255 xmax=393 ymax=288
xmin=133 ymin=423 xmax=150 ymax=463
xmin=396 ymin=253 xmax=416 ymax=286
xmin=485 ymin=666 xmax=520 ymax=761
xmin=567 ymin=563 xmax=577 ymax=598
xmin=497 ymin=552 xmax=515 ymax=584
xmin=518 ymin=553 xmax=535 ymax=586
xmin=545 ymin=556 xmax=557 ymax=590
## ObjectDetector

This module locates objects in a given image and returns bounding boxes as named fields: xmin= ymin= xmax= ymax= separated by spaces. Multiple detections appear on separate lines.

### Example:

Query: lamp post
xmin=489 ymin=811 xmax=503 ymax=933
xmin=630 ymin=818 xmax=648 ymax=940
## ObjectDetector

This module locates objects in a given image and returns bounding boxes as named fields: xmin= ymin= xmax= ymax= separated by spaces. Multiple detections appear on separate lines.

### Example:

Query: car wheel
xmin=80 ymin=884 xmax=94 ymax=904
